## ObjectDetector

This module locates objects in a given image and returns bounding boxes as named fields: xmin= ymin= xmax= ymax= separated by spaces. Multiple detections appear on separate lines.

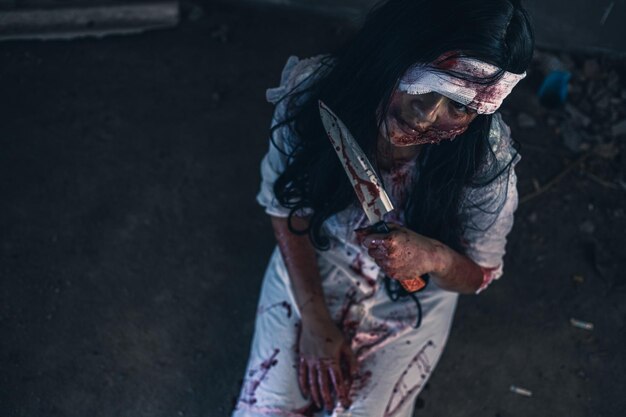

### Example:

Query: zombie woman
xmin=233 ymin=0 xmax=534 ymax=416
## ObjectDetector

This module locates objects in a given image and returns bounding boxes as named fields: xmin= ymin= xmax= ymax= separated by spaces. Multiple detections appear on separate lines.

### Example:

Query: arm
xmin=271 ymin=215 xmax=356 ymax=410
xmin=362 ymin=226 xmax=483 ymax=294
xmin=259 ymin=55 xmax=356 ymax=409
xmin=361 ymin=118 xmax=519 ymax=295
xmin=430 ymin=240 xmax=484 ymax=294
xmin=271 ymin=215 xmax=331 ymax=324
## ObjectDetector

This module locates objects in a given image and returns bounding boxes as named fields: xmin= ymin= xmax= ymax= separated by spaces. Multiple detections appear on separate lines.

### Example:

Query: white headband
xmin=398 ymin=55 xmax=526 ymax=114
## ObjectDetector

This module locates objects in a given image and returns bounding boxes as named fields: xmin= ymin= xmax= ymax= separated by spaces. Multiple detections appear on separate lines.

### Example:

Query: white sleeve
xmin=256 ymin=55 xmax=325 ymax=218
xmin=460 ymin=113 xmax=520 ymax=293
xmin=255 ymin=119 xmax=295 ymax=218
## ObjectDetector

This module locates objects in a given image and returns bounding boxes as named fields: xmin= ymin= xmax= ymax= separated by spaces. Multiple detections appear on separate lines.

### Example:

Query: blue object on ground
xmin=537 ymin=70 xmax=571 ymax=107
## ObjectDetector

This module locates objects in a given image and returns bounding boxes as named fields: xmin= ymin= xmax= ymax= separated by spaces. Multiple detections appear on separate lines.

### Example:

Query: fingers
xmin=361 ymin=233 xmax=390 ymax=249
xmin=303 ymin=359 xmax=348 ymax=411
xmin=341 ymin=344 xmax=358 ymax=393
xmin=317 ymin=364 xmax=334 ymax=411
xmin=353 ymin=225 xmax=373 ymax=245
xmin=340 ymin=345 xmax=358 ymax=409
xmin=384 ymin=222 xmax=403 ymax=230
xmin=355 ymin=223 xmax=404 ymax=245
xmin=298 ymin=358 xmax=309 ymax=398
xmin=308 ymin=363 xmax=322 ymax=409
xmin=367 ymin=243 xmax=389 ymax=260
xmin=327 ymin=362 xmax=347 ymax=408
xmin=343 ymin=344 xmax=358 ymax=379
xmin=367 ymin=245 xmax=397 ymax=275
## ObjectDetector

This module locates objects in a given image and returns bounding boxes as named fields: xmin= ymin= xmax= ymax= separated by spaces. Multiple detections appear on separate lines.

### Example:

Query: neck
xmin=376 ymin=135 xmax=422 ymax=169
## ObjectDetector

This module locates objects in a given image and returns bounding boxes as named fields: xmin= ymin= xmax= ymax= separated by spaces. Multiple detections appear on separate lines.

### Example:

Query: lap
xmin=232 ymin=247 xmax=458 ymax=417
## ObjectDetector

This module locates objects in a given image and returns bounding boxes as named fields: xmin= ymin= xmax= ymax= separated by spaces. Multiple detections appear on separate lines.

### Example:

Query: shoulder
xmin=265 ymin=55 xmax=332 ymax=105
xmin=486 ymin=112 xmax=520 ymax=172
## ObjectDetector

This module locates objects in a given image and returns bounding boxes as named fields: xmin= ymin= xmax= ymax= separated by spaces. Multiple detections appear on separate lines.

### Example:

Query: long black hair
xmin=272 ymin=0 xmax=534 ymax=251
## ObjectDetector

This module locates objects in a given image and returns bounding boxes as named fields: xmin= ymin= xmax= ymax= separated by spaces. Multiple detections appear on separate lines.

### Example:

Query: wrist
xmin=430 ymin=240 xmax=453 ymax=276
xmin=300 ymin=297 xmax=333 ymax=325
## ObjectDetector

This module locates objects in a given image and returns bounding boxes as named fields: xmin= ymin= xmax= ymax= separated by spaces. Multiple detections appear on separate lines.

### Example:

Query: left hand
xmin=358 ymin=224 xmax=448 ymax=281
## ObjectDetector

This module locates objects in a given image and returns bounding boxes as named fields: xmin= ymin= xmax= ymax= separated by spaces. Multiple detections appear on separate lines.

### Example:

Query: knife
xmin=318 ymin=100 xmax=427 ymax=293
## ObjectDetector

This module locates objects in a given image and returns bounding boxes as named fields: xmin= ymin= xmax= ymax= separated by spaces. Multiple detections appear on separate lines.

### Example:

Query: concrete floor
xmin=1 ymin=3 xmax=625 ymax=417
xmin=235 ymin=0 xmax=626 ymax=55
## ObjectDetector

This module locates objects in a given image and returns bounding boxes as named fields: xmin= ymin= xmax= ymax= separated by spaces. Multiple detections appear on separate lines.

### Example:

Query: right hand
xmin=298 ymin=316 xmax=358 ymax=411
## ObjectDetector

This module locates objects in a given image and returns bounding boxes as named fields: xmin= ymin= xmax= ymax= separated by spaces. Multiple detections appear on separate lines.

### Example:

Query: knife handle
xmin=370 ymin=221 xmax=428 ymax=293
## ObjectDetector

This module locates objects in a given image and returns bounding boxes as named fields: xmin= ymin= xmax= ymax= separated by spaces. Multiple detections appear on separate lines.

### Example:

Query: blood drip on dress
xmin=257 ymin=300 xmax=293 ymax=318
xmin=383 ymin=341 xmax=435 ymax=417
xmin=241 ymin=348 xmax=280 ymax=405
xmin=350 ymin=253 xmax=377 ymax=287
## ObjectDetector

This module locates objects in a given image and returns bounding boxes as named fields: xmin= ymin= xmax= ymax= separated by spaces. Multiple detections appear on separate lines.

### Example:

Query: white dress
xmin=232 ymin=56 xmax=520 ymax=417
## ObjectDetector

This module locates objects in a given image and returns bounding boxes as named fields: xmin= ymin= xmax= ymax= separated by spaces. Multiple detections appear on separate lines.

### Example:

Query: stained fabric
xmin=398 ymin=54 xmax=526 ymax=115
xmin=232 ymin=56 xmax=519 ymax=417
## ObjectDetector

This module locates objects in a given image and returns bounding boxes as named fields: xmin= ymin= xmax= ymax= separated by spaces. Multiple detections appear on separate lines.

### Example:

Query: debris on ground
xmin=519 ymin=50 xmax=626 ymax=199
xmin=570 ymin=318 xmax=595 ymax=331
xmin=510 ymin=385 xmax=533 ymax=397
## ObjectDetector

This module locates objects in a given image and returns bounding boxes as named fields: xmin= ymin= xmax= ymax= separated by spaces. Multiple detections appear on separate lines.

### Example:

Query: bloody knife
xmin=318 ymin=100 xmax=427 ymax=293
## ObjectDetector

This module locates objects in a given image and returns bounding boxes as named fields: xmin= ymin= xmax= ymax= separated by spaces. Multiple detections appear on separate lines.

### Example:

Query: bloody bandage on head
xmin=398 ymin=55 xmax=526 ymax=114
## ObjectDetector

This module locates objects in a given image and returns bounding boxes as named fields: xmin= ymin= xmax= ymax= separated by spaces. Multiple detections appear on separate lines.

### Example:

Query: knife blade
xmin=318 ymin=100 xmax=426 ymax=293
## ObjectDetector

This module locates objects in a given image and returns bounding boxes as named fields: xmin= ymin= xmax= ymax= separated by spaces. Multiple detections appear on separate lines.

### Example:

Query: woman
xmin=233 ymin=0 xmax=534 ymax=416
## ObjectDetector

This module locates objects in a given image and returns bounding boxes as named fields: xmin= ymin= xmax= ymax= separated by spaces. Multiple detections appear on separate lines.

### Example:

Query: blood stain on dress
xmin=240 ymin=348 xmax=280 ymax=405
xmin=383 ymin=340 xmax=436 ymax=417
xmin=350 ymin=369 xmax=373 ymax=397
xmin=257 ymin=301 xmax=293 ymax=318
xmin=387 ymin=307 xmax=419 ymax=324
xmin=335 ymin=288 xmax=359 ymax=337
xmin=389 ymin=166 xmax=410 ymax=203
xmin=343 ymin=319 xmax=360 ymax=341
xmin=354 ymin=322 xmax=393 ymax=358
xmin=337 ymin=288 xmax=358 ymax=323
xmin=350 ymin=253 xmax=364 ymax=274
xmin=350 ymin=253 xmax=377 ymax=287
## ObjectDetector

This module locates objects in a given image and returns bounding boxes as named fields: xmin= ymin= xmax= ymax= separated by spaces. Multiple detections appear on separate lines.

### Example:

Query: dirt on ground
xmin=1 ymin=2 xmax=625 ymax=417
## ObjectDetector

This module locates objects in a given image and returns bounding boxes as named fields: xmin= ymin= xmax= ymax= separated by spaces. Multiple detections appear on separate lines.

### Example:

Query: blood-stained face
xmin=380 ymin=89 xmax=478 ymax=147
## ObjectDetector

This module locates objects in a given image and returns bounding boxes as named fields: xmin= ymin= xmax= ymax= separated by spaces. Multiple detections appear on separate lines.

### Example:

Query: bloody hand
xmin=359 ymin=224 xmax=447 ymax=281
xmin=298 ymin=316 xmax=357 ymax=411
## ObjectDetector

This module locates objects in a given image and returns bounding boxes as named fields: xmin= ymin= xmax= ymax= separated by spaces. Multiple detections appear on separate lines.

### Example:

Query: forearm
xmin=271 ymin=215 xmax=332 ymax=324
xmin=432 ymin=243 xmax=484 ymax=294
